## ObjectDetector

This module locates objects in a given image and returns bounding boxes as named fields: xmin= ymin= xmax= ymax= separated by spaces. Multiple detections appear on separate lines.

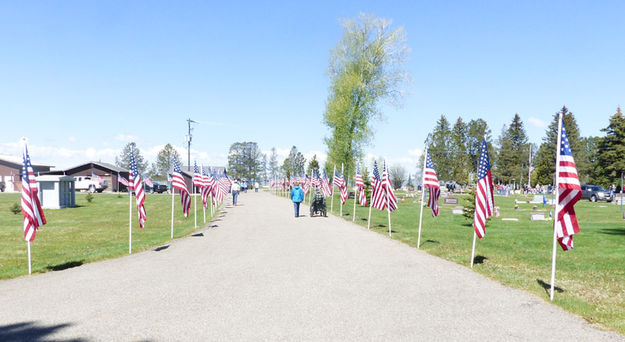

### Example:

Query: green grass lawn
xmin=291 ymin=190 xmax=625 ymax=335
xmin=0 ymin=192 xmax=216 ymax=280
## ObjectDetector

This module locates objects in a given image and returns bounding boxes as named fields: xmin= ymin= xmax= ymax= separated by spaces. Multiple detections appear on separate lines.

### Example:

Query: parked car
xmin=74 ymin=176 xmax=108 ymax=193
xmin=581 ymin=184 xmax=613 ymax=202
xmin=147 ymin=182 xmax=168 ymax=194
xmin=0 ymin=181 xmax=5 ymax=192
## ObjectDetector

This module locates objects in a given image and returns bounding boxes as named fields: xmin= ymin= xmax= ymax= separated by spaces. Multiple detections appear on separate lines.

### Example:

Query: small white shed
xmin=36 ymin=175 xmax=76 ymax=209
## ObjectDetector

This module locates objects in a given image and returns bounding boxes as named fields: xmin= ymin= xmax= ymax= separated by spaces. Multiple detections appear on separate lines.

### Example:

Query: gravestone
xmin=444 ymin=197 xmax=459 ymax=205
xmin=451 ymin=206 xmax=463 ymax=214
xmin=530 ymin=213 xmax=546 ymax=221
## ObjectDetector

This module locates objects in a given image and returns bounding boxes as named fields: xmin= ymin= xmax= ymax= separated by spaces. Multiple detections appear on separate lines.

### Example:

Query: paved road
xmin=0 ymin=191 xmax=622 ymax=341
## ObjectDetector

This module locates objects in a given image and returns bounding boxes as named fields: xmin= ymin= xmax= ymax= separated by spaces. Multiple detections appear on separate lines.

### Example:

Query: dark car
xmin=581 ymin=184 xmax=613 ymax=202
xmin=148 ymin=182 xmax=168 ymax=194
xmin=0 ymin=181 xmax=5 ymax=192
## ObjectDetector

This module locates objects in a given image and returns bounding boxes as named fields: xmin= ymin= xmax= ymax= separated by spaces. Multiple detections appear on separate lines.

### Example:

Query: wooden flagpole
xmin=385 ymin=160 xmax=392 ymax=237
xmin=170 ymin=187 xmax=175 ymax=239
xmin=417 ymin=148 xmax=428 ymax=248
xmin=331 ymin=165 xmax=336 ymax=213
xmin=550 ymin=112 xmax=564 ymax=301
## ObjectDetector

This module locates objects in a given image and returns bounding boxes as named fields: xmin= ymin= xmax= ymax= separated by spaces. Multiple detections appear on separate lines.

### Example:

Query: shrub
xmin=10 ymin=202 xmax=21 ymax=215
xmin=86 ymin=193 xmax=94 ymax=203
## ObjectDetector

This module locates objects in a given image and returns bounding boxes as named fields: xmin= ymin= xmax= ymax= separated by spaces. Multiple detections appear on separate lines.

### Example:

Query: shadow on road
xmin=536 ymin=278 xmax=564 ymax=296
xmin=192 ymin=233 xmax=204 ymax=237
xmin=0 ymin=321 xmax=86 ymax=342
xmin=154 ymin=245 xmax=170 ymax=252
xmin=45 ymin=261 xmax=84 ymax=271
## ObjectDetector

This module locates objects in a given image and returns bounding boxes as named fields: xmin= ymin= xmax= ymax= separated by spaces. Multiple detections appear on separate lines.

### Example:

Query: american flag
xmin=555 ymin=119 xmax=581 ymax=250
xmin=130 ymin=151 xmax=146 ymax=228
xmin=312 ymin=170 xmax=321 ymax=187
xmin=473 ymin=138 xmax=494 ymax=239
xmin=370 ymin=161 xmax=384 ymax=210
xmin=303 ymin=175 xmax=310 ymax=195
xmin=334 ymin=169 xmax=348 ymax=205
xmin=118 ymin=173 xmax=129 ymax=187
xmin=371 ymin=161 xmax=397 ymax=211
xmin=192 ymin=161 xmax=203 ymax=191
xmin=144 ymin=177 xmax=154 ymax=188
xmin=201 ymin=166 xmax=213 ymax=209
xmin=355 ymin=164 xmax=367 ymax=207
xmin=92 ymin=172 xmax=103 ymax=186
xmin=423 ymin=151 xmax=440 ymax=217
xmin=21 ymin=145 xmax=46 ymax=242
xmin=321 ymin=169 xmax=332 ymax=197
xmin=172 ymin=156 xmax=190 ymax=217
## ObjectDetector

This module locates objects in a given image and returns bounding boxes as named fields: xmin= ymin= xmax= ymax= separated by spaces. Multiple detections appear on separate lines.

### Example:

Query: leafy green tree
xmin=149 ymin=143 xmax=180 ymax=181
xmin=389 ymin=164 xmax=406 ymax=189
xmin=324 ymin=14 xmax=409 ymax=179
xmin=427 ymin=115 xmax=453 ymax=181
xmin=495 ymin=114 xmax=529 ymax=186
xmin=594 ymin=108 xmax=625 ymax=186
xmin=534 ymin=106 xmax=584 ymax=185
xmin=228 ymin=142 xmax=264 ymax=181
xmin=115 ymin=142 xmax=148 ymax=175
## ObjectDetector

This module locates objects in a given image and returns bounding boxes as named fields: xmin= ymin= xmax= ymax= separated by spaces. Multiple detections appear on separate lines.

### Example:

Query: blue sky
xmin=1 ymin=1 xmax=623 ymax=174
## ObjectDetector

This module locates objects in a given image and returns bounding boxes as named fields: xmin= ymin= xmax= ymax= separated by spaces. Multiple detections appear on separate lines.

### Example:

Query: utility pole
xmin=186 ymin=118 xmax=198 ymax=171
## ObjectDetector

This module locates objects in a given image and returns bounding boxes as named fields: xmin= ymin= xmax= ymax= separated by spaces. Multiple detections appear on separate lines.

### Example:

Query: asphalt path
xmin=0 ymin=191 xmax=623 ymax=341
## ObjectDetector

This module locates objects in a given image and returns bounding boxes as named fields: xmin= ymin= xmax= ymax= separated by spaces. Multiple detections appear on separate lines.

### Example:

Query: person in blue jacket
xmin=290 ymin=181 xmax=304 ymax=217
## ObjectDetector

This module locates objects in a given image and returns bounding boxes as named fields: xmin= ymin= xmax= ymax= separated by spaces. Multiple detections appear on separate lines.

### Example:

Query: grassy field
xmin=279 ymin=189 xmax=625 ymax=335
xmin=0 ymin=192 xmax=216 ymax=280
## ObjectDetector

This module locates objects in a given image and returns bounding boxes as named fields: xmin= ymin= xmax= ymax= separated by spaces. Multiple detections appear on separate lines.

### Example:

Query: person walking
xmin=231 ymin=179 xmax=241 ymax=206
xmin=254 ymin=181 xmax=259 ymax=192
xmin=291 ymin=181 xmax=304 ymax=217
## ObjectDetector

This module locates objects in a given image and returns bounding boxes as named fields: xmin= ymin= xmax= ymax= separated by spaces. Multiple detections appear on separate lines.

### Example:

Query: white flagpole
xmin=308 ymin=171 xmax=313 ymax=205
xmin=367 ymin=167 xmax=373 ymax=230
xmin=470 ymin=140 xmax=483 ymax=268
xmin=340 ymin=164 xmax=344 ymax=217
xmin=171 ymin=187 xmax=175 ymax=239
xmin=528 ymin=144 xmax=532 ymax=188
xmin=331 ymin=165 xmax=336 ymax=213
xmin=194 ymin=185 xmax=197 ymax=228
xmin=210 ymin=193 xmax=214 ymax=217
xmin=386 ymin=160 xmax=392 ymax=237
xmin=417 ymin=148 xmax=428 ymax=248
xmin=27 ymin=241 xmax=31 ymax=275
xmin=129 ymin=184 xmax=133 ymax=254
xmin=203 ymin=191 xmax=206 ymax=224
xmin=550 ymin=112 xmax=564 ymax=301
xmin=352 ymin=178 xmax=357 ymax=222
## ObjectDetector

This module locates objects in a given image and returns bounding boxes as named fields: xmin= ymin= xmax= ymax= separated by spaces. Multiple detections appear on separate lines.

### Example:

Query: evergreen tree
xmin=116 ymin=142 xmax=148 ymax=175
xmin=594 ymin=108 xmax=625 ymax=186
xmin=466 ymin=118 xmax=493 ymax=172
xmin=581 ymin=136 xmax=600 ymax=184
xmin=150 ymin=143 xmax=180 ymax=181
xmin=428 ymin=115 xmax=453 ymax=181
xmin=269 ymin=147 xmax=279 ymax=180
xmin=281 ymin=146 xmax=306 ymax=179
xmin=307 ymin=154 xmax=320 ymax=176
xmin=228 ymin=142 xmax=263 ymax=181
xmin=495 ymin=114 xmax=529 ymax=186
xmin=534 ymin=106 xmax=584 ymax=185
xmin=450 ymin=117 xmax=469 ymax=184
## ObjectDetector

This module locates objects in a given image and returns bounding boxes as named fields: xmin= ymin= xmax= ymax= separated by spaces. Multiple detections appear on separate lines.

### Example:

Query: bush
xmin=10 ymin=202 xmax=21 ymax=215
xmin=86 ymin=193 xmax=94 ymax=203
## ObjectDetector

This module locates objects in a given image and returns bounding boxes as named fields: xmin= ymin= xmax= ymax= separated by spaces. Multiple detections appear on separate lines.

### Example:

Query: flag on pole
xmin=172 ymin=156 xmax=190 ymax=217
xmin=144 ymin=177 xmax=154 ymax=188
xmin=91 ymin=172 xmax=103 ymax=186
xmin=321 ymin=169 xmax=332 ymax=197
xmin=21 ymin=145 xmax=46 ymax=242
xmin=473 ymin=138 xmax=494 ymax=239
xmin=192 ymin=161 xmax=203 ymax=189
xmin=130 ymin=152 xmax=146 ymax=228
xmin=355 ymin=164 xmax=367 ymax=206
xmin=371 ymin=161 xmax=397 ymax=211
xmin=334 ymin=169 xmax=348 ymax=205
xmin=118 ymin=173 xmax=129 ymax=187
xmin=371 ymin=161 xmax=384 ymax=210
xmin=312 ymin=169 xmax=321 ymax=188
xmin=555 ymin=120 xmax=581 ymax=250
xmin=424 ymin=151 xmax=440 ymax=217
xmin=303 ymin=175 xmax=310 ymax=195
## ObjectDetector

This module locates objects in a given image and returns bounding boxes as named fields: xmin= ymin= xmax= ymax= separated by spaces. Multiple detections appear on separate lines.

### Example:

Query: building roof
xmin=63 ymin=161 xmax=129 ymax=173
xmin=0 ymin=154 xmax=54 ymax=168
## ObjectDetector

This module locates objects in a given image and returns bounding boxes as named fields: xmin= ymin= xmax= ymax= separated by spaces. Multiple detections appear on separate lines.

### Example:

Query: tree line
xmin=425 ymin=106 xmax=625 ymax=188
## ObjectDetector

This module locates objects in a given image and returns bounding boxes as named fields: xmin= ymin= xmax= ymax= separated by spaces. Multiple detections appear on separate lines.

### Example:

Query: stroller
xmin=310 ymin=189 xmax=327 ymax=217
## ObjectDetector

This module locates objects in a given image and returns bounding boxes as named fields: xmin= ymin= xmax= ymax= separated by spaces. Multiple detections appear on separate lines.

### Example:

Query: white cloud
xmin=114 ymin=134 xmax=139 ymax=142
xmin=528 ymin=117 xmax=548 ymax=128
xmin=68 ymin=136 xmax=77 ymax=142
